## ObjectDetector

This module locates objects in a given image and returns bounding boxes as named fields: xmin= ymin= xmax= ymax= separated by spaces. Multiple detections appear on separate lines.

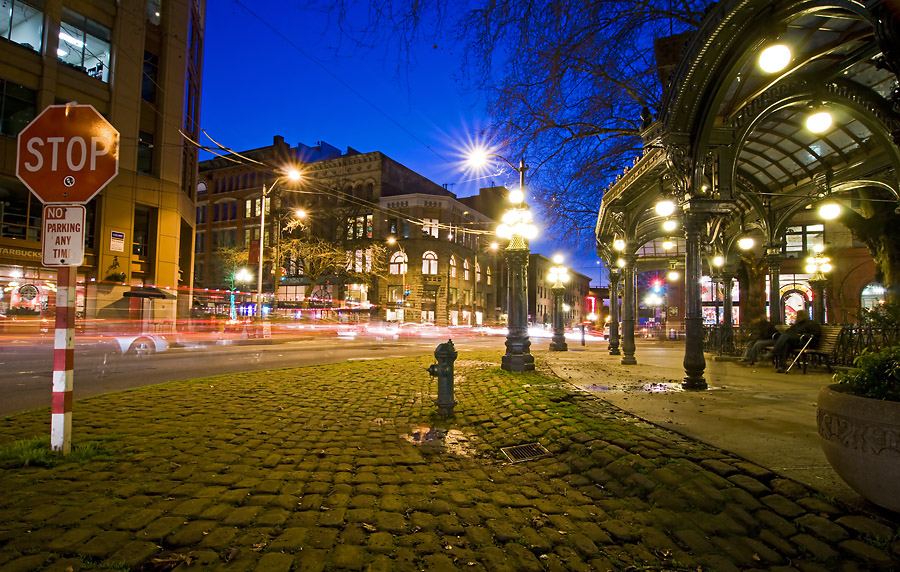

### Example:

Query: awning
xmin=123 ymin=286 xmax=175 ymax=300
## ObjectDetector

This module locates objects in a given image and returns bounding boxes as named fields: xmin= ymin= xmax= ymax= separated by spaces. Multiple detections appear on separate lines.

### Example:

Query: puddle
xmin=402 ymin=426 xmax=478 ymax=457
xmin=642 ymin=382 xmax=685 ymax=393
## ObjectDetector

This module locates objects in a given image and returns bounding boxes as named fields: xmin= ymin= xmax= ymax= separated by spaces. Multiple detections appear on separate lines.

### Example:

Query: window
xmin=142 ymin=51 xmax=159 ymax=103
xmin=346 ymin=214 xmax=373 ymax=239
xmin=0 ymin=79 xmax=36 ymax=136
xmin=449 ymin=255 xmax=457 ymax=278
xmin=137 ymin=131 xmax=154 ymax=174
xmin=784 ymin=224 xmax=824 ymax=254
xmin=133 ymin=206 xmax=153 ymax=256
xmin=463 ymin=259 xmax=470 ymax=281
xmin=389 ymin=218 xmax=410 ymax=238
xmin=146 ymin=0 xmax=161 ymax=25
xmin=390 ymin=251 xmax=408 ymax=275
xmin=59 ymin=8 xmax=111 ymax=82
xmin=196 ymin=205 xmax=207 ymax=224
xmin=346 ymin=249 xmax=373 ymax=273
xmin=449 ymin=287 xmax=458 ymax=304
xmin=487 ymin=267 xmax=492 ymax=286
xmin=423 ymin=218 xmax=439 ymax=238
xmin=476 ymin=262 xmax=482 ymax=283
xmin=195 ymin=231 xmax=205 ymax=253
xmin=0 ymin=0 xmax=43 ymax=53
xmin=388 ymin=286 xmax=405 ymax=304
xmin=422 ymin=251 xmax=438 ymax=275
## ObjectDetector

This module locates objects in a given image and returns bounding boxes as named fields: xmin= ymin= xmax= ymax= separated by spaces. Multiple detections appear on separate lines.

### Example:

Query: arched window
xmin=422 ymin=251 xmax=438 ymax=275
xmin=390 ymin=251 xmax=407 ymax=275
xmin=486 ymin=267 xmax=492 ymax=286
xmin=476 ymin=262 xmax=482 ymax=283
xmin=449 ymin=255 xmax=457 ymax=278
xmin=463 ymin=259 xmax=471 ymax=281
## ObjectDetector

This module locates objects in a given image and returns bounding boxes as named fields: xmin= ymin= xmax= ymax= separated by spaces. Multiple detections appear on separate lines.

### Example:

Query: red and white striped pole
xmin=51 ymin=265 xmax=75 ymax=454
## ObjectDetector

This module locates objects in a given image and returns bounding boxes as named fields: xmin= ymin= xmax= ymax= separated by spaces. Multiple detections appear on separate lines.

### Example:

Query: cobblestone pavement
xmin=0 ymin=351 xmax=897 ymax=571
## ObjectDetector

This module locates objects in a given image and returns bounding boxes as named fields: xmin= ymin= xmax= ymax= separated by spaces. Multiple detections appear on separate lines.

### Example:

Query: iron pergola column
xmin=683 ymin=213 xmax=708 ymax=389
xmin=620 ymin=254 xmax=637 ymax=365
xmin=608 ymin=266 xmax=621 ymax=355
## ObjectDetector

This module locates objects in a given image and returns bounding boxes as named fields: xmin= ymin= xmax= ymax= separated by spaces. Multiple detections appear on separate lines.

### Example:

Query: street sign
xmin=42 ymin=204 xmax=85 ymax=267
xmin=16 ymin=104 xmax=120 ymax=204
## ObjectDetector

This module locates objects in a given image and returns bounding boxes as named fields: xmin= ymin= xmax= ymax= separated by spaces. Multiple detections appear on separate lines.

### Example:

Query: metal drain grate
xmin=500 ymin=443 xmax=552 ymax=463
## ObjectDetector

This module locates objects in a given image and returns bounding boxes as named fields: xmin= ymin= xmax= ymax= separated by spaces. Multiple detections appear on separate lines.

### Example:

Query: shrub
xmin=834 ymin=345 xmax=900 ymax=401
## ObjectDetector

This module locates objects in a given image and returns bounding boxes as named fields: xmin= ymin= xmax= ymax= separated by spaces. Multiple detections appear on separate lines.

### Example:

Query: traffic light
xmin=651 ymin=278 xmax=664 ymax=293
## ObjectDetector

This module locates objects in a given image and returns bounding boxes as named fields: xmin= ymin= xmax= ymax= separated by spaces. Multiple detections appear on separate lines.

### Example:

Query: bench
xmin=787 ymin=325 xmax=843 ymax=373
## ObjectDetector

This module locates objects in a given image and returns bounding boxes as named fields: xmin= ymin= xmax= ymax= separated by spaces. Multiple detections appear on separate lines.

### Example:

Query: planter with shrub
xmin=818 ymin=345 xmax=900 ymax=512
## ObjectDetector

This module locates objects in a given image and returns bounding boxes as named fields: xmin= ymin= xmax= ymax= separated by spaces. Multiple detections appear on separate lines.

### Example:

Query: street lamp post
xmin=806 ymin=245 xmax=832 ymax=324
xmin=256 ymin=170 xmax=301 ymax=321
xmin=549 ymin=255 xmax=569 ymax=351
xmin=496 ymin=159 xmax=536 ymax=371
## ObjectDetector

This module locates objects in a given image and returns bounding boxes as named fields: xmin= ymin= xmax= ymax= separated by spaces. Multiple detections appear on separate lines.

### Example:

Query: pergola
xmin=595 ymin=0 xmax=900 ymax=389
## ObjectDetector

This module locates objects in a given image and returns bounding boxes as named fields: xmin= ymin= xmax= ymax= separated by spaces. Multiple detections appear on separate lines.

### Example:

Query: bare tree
xmin=313 ymin=0 xmax=711 ymax=248
xmin=213 ymin=245 xmax=251 ymax=290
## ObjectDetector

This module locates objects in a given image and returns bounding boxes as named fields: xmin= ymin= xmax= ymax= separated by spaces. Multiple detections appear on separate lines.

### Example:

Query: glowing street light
xmin=257 ymin=169 xmax=301 ymax=320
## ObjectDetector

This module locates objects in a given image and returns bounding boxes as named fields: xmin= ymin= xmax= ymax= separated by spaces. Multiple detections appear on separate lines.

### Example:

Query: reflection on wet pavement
xmin=402 ymin=426 xmax=477 ymax=457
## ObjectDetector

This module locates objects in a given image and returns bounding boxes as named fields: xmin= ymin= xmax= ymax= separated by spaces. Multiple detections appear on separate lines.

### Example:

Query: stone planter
xmin=817 ymin=384 xmax=900 ymax=512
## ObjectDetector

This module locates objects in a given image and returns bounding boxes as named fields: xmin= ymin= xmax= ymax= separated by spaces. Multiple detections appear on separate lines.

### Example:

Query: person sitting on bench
xmin=740 ymin=318 xmax=778 ymax=365
xmin=769 ymin=309 xmax=821 ymax=373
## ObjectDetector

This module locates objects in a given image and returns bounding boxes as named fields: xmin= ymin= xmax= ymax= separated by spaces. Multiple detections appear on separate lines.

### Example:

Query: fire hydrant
xmin=427 ymin=339 xmax=457 ymax=417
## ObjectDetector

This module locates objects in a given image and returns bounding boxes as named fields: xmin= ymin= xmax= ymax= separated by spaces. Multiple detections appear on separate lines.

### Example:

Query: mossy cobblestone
xmin=0 ymin=351 xmax=898 ymax=571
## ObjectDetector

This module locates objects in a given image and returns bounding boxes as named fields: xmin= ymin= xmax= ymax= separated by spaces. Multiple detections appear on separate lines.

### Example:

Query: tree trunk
xmin=738 ymin=253 xmax=768 ymax=324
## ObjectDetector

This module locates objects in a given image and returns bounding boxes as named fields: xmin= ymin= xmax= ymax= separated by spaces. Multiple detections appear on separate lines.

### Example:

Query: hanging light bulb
xmin=818 ymin=202 xmax=840 ymax=220
xmin=662 ymin=219 xmax=677 ymax=232
xmin=655 ymin=198 xmax=675 ymax=217
xmin=738 ymin=237 xmax=755 ymax=250
xmin=806 ymin=111 xmax=833 ymax=133
xmin=759 ymin=44 xmax=791 ymax=73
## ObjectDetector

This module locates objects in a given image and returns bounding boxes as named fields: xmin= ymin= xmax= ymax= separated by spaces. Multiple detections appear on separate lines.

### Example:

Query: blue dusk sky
xmin=199 ymin=1 xmax=605 ymax=285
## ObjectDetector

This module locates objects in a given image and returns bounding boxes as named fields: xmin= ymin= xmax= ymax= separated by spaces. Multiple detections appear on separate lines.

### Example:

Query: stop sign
xmin=16 ymin=104 xmax=120 ymax=204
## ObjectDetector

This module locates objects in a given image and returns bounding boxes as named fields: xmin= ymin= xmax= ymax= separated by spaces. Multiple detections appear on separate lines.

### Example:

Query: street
xmin=0 ymin=333 xmax=508 ymax=418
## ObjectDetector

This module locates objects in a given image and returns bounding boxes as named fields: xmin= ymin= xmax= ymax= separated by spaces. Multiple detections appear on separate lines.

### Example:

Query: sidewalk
xmin=0 ymin=346 xmax=897 ymax=571
xmin=540 ymin=338 xmax=856 ymax=506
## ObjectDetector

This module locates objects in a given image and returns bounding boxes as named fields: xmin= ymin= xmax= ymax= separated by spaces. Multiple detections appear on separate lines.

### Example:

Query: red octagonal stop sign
xmin=16 ymin=104 xmax=120 ymax=204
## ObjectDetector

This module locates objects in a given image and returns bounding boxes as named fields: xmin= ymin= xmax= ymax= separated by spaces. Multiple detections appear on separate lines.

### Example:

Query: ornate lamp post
xmin=806 ymin=244 xmax=832 ymax=324
xmin=467 ymin=150 xmax=536 ymax=370
xmin=548 ymin=255 xmax=570 ymax=351
xmin=496 ymin=180 xmax=537 ymax=371
xmin=256 ymin=169 xmax=301 ymax=320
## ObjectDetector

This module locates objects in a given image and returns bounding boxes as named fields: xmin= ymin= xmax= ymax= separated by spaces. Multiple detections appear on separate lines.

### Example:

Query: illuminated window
xmin=59 ymin=8 xmax=111 ymax=82
xmin=0 ymin=0 xmax=43 ymax=53
xmin=389 ymin=251 xmax=407 ymax=275
xmin=449 ymin=256 xmax=457 ymax=278
xmin=422 ymin=251 xmax=438 ymax=275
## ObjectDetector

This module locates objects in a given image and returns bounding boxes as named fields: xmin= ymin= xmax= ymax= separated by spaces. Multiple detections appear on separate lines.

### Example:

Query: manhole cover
xmin=500 ymin=443 xmax=552 ymax=463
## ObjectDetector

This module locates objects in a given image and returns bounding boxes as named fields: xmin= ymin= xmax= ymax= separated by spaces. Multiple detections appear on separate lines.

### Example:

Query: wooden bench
xmin=787 ymin=325 xmax=843 ymax=373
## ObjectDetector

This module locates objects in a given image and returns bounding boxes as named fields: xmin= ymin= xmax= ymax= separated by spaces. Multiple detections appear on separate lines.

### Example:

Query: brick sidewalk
xmin=0 ymin=351 xmax=897 ymax=571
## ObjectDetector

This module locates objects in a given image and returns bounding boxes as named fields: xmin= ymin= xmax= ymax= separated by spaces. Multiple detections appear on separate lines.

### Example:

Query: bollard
xmin=427 ymin=339 xmax=457 ymax=417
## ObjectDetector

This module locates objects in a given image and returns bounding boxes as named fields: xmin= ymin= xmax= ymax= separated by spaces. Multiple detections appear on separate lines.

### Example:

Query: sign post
xmin=16 ymin=104 xmax=119 ymax=454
